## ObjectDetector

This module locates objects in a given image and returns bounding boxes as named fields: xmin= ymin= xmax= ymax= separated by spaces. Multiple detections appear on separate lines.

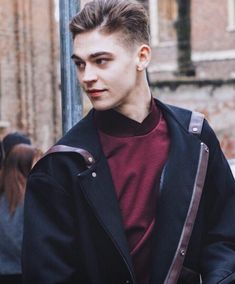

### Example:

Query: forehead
xmin=73 ymin=29 xmax=133 ymax=59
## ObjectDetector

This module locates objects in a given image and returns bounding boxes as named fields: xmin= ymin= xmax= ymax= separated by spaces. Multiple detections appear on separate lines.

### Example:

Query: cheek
xmin=108 ymin=73 xmax=136 ymax=95
xmin=108 ymin=63 xmax=137 ymax=85
xmin=121 ymin=67 xmax=137 ymax=88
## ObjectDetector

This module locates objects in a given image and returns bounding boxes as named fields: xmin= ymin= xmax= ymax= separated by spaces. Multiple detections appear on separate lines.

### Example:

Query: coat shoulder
xmin=157 ymin=100 xmax=195 ymax=133
xmin=30 ymin=110 xmax=95 ymax=180
xmin=157 ymin=100 xmax=216 ymax=144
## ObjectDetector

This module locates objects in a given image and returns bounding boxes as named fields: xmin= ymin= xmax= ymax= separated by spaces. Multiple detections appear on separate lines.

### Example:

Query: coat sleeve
xmin=22 ymin=171 xmax=81 ymax=284
xmin=200 ymin=130 xmax=235 ymax=284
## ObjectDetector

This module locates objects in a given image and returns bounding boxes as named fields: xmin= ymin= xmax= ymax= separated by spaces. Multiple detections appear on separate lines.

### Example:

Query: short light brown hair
xmin=70 ymin=0 xmax=150 ymax=46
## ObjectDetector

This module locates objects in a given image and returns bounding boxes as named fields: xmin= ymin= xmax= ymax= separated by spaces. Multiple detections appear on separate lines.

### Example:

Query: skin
xmin=72 ymin=29 xmax=152 ymax=122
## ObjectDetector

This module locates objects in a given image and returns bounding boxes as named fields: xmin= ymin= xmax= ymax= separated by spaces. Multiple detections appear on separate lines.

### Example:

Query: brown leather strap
xmin=43 ymin=145 xmax=95 ymax=169
xmin=188 ymin=111 xmax=205 ymax=135
xmin=165 ymin=142 xmax=209 ymax=283
xmin=165 ymin=110 xmax=206 ymax=283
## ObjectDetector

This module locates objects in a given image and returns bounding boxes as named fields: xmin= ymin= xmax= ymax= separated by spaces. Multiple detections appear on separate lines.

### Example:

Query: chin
xmin=91 ymin=101 xmax=115 ymax=111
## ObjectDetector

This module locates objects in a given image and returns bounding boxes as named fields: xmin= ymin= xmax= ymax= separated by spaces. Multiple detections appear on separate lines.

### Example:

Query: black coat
xmin=22 ymin=100 xmax=235 ymax=284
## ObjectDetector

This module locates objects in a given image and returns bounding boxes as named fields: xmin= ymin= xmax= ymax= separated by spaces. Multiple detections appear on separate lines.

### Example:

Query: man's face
xmin=72 ymin=29 xmax=140 ymax=111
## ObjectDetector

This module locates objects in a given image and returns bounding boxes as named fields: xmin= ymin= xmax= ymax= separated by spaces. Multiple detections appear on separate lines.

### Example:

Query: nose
xmin=80 ymin=64 xmax=98 ymax=84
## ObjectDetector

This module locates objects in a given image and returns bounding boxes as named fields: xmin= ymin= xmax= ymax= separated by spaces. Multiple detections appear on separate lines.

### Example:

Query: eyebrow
xmin=71 ymin=51 xmax=113 ymax=60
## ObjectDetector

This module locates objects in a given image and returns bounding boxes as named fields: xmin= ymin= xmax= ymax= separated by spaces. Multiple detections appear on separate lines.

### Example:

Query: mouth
xmin=86 ymin=89 xmax=107 ymax=98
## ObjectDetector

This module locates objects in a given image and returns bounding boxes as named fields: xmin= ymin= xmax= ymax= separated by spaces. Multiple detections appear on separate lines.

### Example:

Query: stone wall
xmin=152 ymin=81 xmax=235 ymax=159
xmin=148 ymin=0 xmax=235 ymax=159
xmin=0 ymin=0 xmax=61 ymax=151
xmin=149 ymin=0 xmax=235 ymax=81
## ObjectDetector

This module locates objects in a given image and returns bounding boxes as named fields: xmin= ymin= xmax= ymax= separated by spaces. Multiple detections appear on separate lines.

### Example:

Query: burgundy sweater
xmin=95 ymin=101 xmax=170 ymax=283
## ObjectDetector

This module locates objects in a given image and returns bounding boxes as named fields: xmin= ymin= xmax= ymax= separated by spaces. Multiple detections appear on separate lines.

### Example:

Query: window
xmin=149 ymin=0 xmax=177 ymax=46
xmin=228 ymin=0 xmax=235 ymax=31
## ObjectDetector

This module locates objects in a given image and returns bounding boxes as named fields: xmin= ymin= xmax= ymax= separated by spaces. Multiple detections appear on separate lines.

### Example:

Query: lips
xmin=86 ymin=89 xmax=107 ymax=98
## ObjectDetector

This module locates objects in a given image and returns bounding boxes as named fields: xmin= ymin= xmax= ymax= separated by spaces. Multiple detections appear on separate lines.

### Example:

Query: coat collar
xmin=94 ymin=98 xmax=160 ymax=137
xmin=58 ymin=109 xmax=102 ymax=161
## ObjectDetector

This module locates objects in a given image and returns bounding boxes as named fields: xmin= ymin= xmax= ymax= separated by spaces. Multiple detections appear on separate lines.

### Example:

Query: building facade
xmin=0 ymin=0 xmax=61 ymax=151
xmin=148 ymin=0 xmax=235 ymax=158
xmin=148 ymin=0 xmax=235 ymax=80
xmin=0 ymin=0 xmax=234 ymax=158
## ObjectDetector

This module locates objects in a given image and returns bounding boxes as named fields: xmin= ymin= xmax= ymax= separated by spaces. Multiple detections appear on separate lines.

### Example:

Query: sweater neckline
xmin=94 ymin=98 xmax=161 ymax=137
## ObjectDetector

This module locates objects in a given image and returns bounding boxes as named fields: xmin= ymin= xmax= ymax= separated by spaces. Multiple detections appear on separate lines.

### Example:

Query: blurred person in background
xmin=0 ymin=134 xmax=42 ymax=284
xmin=0 ymin=132 xmax=31 ymax=201
xmin=0 ymin=132 xmax=31 ymax=170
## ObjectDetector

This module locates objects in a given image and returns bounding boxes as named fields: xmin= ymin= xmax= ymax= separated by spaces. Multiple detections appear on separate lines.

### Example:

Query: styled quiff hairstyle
xmin=69 ymin=0 xmax=150 ymax=46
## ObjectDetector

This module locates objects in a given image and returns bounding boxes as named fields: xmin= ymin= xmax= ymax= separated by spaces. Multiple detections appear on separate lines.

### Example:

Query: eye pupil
xmin=97 ymin=58 xmax=107 ymax=65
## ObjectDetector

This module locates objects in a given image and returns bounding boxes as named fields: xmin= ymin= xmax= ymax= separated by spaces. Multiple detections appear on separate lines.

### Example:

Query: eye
xmin=95 ymin=58 xmax=108 ymax=65
xmin=74 ymin=60 xmax=86 ymax=71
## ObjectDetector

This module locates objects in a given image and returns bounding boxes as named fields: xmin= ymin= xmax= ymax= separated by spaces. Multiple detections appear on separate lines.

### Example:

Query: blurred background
xmin=0 ymin=0 xmax=234 ymax=160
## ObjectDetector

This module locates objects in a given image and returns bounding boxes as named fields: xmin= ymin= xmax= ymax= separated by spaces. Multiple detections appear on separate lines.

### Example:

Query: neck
xmin=114 ymin=74 xmax=152 ymax=123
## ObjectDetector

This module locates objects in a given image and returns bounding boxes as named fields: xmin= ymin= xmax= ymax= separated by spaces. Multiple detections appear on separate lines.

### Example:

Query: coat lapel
xmin=77 ymin=156 xmax=134 ymax=277
xmin=150 ymin=107 xmax=205 ymax=283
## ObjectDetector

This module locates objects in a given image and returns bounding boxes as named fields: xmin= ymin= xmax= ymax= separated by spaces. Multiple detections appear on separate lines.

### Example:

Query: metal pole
xmin=175 ymin=0 xmax=195 ymax=77
xmin=59 ymin=0 xmax=82 ymax=134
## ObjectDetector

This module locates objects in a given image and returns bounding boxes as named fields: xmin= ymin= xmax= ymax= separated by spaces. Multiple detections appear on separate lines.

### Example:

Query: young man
xmin=22 ymin=0 xmax=235 ymax=283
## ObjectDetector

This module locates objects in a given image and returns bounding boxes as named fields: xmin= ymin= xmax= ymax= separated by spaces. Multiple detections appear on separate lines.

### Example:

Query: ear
xmin=136 ymin=44 xmax=151 ymax=71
